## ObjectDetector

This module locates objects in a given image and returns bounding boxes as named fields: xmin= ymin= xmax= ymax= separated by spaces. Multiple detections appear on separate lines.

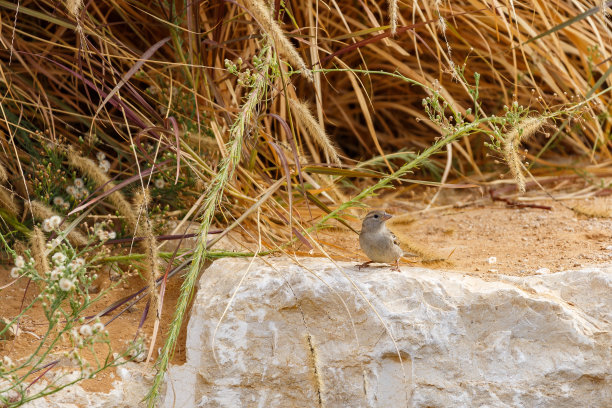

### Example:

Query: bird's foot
xmin=390 ymin=260 xmax=401 ymax=272
xmin=357 ymin=261 xmax=373 ymax=270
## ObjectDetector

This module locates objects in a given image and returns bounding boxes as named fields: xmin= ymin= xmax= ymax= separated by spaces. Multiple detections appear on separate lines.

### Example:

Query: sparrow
xmin=358 ymin=210 xmax=403 ymax=272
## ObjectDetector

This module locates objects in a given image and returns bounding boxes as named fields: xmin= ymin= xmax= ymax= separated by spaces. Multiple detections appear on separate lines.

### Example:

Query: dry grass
xmin=0 ymin=0 xmax=611 ymax=404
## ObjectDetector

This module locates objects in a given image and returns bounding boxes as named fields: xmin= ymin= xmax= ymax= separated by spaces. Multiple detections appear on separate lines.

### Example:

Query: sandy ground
xmin=2 ymin=185 xmax=612 ymax=396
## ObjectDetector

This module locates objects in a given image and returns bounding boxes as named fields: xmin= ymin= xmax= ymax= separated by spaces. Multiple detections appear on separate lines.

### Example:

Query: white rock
xmin=487 ymin=256 xmax=497 ymax=264
xmin=23 ymin=363 xmax=152 ymax=407
xmin=164 ymin=258 xmax=612 ymax=408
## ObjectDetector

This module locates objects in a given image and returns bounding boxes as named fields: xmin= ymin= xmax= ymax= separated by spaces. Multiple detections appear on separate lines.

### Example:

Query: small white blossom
xmin=52 ymin=252 xmax=66 ymax=265
xmin=96 ymin=152 xmax=106 ymax=161
xmin=79 ymin=324 xmax=93 ymax=337
xmin=74 ymin=178 xmax=85 ymax=189
xmin=66 ymin=186 xmax=76 ymax=196
xmin=53 ymin=196 xmax=65 ymax=206
xmin=80 ymin=188 xmax=89 ymax=197
xmin=70 ymin=328 xmax=80 ymax=342
xmin=10 ymin=267 xmax=21 ymax=279
xmin=50 ymin=268 xmax=62 ymax=281
xmin=154 ymin=178 xmax=165 ymax=189
xmin=48 ymin=215 xmax=62 ymax=230
xmin=46 ymin=237 xmax=63 ymax=249
xmin=59 ymin=278 xmax=75 ymax=292
xmin=99 ymin=160 xmax=111 ymax=173
xmin=108 ymin=231 xmax=116 ymax=240
xmin=92 ymin=322 xmax=105 ymax=333
xmin=42 ymin=218 xmax=53 ymax=232
xmin=14 ymin=255 xmax=25 ymax=268
xmin=3 ymin=356 xmax=14 ymax=368
xmin=97 ymin=230 xmax=110 ymax=241
xmin=72 ymin=257 xmax=85 ymax=267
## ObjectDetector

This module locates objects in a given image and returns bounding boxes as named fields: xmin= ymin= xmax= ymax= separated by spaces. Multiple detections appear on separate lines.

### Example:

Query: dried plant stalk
xmin=66 ymin=148 xmax=137 ymax=230
xmin=0 ymin=162 xmax=7 ymax=183
xmin=289 ymin=98 xmax=341 ymax=165
xmin=572 ymin=198 xmax=612 ymax=218
xmin=28 ymin=200 xmax=88 ymax=246
xmin=133 ymin=189 xmax=160 ymax=309
xmin=389 ymin=0 xmax=398 ymax=35
xmin=502 ymin=117 xmax=547 ymax=193
xmin=0 ymin=189 xmax=18 ymax=216
xmin=243 ymin=0 xmax=313 ymax=81
xmin=30 ymin=227 xmax=50 ymax=276
xmin=64 ymin=0 xmax=83 ymax=16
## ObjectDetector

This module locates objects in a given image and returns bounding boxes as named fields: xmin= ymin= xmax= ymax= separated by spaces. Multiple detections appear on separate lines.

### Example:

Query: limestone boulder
xmin=164 ymin=258 xmax=612 ymax=407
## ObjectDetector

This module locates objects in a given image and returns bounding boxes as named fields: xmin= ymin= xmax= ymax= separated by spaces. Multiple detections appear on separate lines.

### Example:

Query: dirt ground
xmin=2 ymin=183 xmax=612 ymax=397
xmin=320 ymin=185 xmax=612 ymax=278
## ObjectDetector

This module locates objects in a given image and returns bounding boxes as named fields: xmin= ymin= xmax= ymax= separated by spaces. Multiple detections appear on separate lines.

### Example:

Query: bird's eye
xmin=373 ymin=214 xmax=378 ymax=218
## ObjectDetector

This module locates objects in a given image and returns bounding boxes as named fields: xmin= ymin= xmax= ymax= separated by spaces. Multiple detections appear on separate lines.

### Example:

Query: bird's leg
xmin=358 ymin=261 xmax=373 ymax=270
xmin=391 ymin=259 xmax=400 ymax=272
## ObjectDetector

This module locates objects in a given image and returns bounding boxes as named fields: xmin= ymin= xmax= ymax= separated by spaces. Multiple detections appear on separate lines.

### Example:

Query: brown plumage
xmin=358 ymin=210 xmax=403 ymax=271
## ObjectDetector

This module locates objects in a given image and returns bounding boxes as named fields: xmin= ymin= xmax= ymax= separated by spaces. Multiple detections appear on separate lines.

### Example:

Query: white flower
xmin=14 ymin=256 xmax=25 ymax=268
xmin=46 ymin=237 xmax=63 ymax=249
xmin=92 ymin=322 xmax=105 ymax=332
xmin=154 ymin=178 xmax=165 ymax=189
xmin=80 ymin=188 xmax=89 ymax=197
xmin=59 ymin=278 xmax=75 ymax=291
xmin=108 ymin=231 xmax=116 ymax=240
xmin=42 ymin=219 xmax=53 ymax=232
xmin=79 ymin=324 xmax=93 ymax=337
xmin=50 ymin=268 xmax=62 ymax=281
xmin=10 ymin=267 xmax=21 ymax=279
xmin=72 ymin=257 xmax=85 ymax=267
xmin=96 ymin=152 xmax=106 ymax=161
xmin=97 ymin=230 xmax=110 ymax=241
xmin=99 ymin=160 xmax=111 ymax=173
xmin=66 ymin=186 xmax=76 ymax=196
xmin=53 ymin=196 xmax=65 ymax=206
xmin=73 ymin=189 xmax=83 ymax=200
xmin=52 ymin=252 xmax=66 ymax=265
xmin=70 ymin=328 xmax=80 ymax=341
xmin=74 ymin=178 xmax=85 ymax=189
xmin=3 ymin=356 xmax=14 ymax=368
xmin=50 ymin=215 xmax=62 ymax=229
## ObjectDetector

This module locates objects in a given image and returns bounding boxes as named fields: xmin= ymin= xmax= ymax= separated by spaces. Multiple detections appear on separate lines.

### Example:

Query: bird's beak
xmin=382 ymin=213 xmax=392 ymax=221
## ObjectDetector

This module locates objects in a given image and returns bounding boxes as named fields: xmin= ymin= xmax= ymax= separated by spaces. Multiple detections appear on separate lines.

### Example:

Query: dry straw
xmin=243 ymin=0 xmax=313 ymax=81
xmin=306 ymin=333 xmax=324 ymax=407
xmin=0 ymin=189 xmax=18 ymax=216
xmin=30 ymin=227 xmax=50 ymax=276
xmin=66 ymin=147 xmax=137 ymax=230
xmin=28 ymin=200 xmax=88 ymax=246
xmin=133 ymin=189 xmax=160 ymax=303
xmin=389 ymin=0 xmax=398 ymax=35
xmin=572 ymin=198 xmax=612 ymax=218
xmin=0 ymin=162 xmax=7 ymax=183
xmin=64 ymin=0 xmax=83 ymax=16
xmin=392 ymin=228 xmax=444 ymax=262
xmin=289 ymin=98 xmax=341 ymax=165
xmin=502 ymin=117 xmax=547 ymax=193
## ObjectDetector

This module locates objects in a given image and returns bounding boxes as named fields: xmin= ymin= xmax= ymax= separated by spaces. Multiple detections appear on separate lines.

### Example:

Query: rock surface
xmin=22 ymin=362 xmax=153 ymax=407
xmin=164 ymin=257 xmax=612 ymax=408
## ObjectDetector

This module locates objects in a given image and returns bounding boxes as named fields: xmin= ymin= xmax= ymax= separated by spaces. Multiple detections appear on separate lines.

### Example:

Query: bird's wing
xmin=390 ymin=230 xmax=418 ymax=257
xmin=390 ymin=230 xmax=400 ymax=247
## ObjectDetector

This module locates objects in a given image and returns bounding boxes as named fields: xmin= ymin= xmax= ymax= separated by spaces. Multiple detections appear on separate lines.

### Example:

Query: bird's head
xmin=361 ymin=210 xmax=392 ymax=232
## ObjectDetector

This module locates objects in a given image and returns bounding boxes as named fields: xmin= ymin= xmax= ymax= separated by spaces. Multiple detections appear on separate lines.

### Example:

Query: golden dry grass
xmin=1 ymin=1 xmax=611 ymax=404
